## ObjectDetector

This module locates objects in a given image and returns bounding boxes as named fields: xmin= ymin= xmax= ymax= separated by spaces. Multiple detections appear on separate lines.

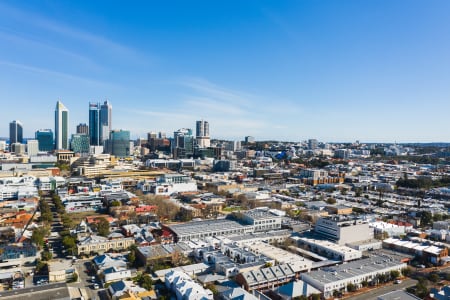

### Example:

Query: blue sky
xmin=1 ymin=1 xmax=450 ymax=142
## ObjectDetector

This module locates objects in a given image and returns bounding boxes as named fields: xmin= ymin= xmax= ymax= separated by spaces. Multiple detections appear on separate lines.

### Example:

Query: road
xmin=69 ymin=258 xmax=103 ymax=300
xmin=345 ymin=278 xmax=417 ymax=300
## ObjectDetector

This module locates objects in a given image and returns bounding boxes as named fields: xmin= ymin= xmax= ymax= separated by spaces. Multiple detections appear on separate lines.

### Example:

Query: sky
xmin=1 ymin=0 xmax=450 ymax=143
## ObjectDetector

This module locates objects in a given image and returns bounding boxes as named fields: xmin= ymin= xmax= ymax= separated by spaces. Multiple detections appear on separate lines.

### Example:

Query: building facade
xmin=55 ymin=101 xmax=69 ymax=150
xmin=76 ymin=123 xmax=89 ymax=134
xmin=9 ymin=120 xmax=23 ymax=144
xmin=71 ymin=133 xmax=90 ymax=154
xmin=108 ymin=130 xmax=130 ymax=157
xmin=35 ymin=129 xmax=54 ymax=152
xmin=27 ymin=140 xmax=39 ymax=156
xmin=196 ymin=120 xmax=210 ymax=148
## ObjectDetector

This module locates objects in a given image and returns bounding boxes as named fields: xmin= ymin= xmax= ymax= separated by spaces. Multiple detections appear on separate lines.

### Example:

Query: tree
xmin=41 ymin=250 xmax=53 ymax=261
xmin=311 ymin=294 xmax=321 ymax=300
xmin=347 ymin=282 xmax=357 ymax=292
xmin=421 ymin=211 xmax=433 ymax=227
xmin=401 ymin=267 xmax=412 ymax=277
xmin=70 ymin=272 xmax=78 ymax=283
xmin=62 ymin=235 xmax=76 ymax=255
xmin=110 ymin=200 xmax=121 ymax=207
xmin=140 ymin=274 xmax=153 ymax=290
xmin=429 ymin=273 xmax=441 ymax=283
xmin=326 ymin=197 xmax=336 ymax=205
xmin=128 ymin=249 xmax=136 ymax=266
xmin=390 ymin=270 xmax=400 ymax=280
xmin=96 ymin=217 xmax=110 ymax=237
xmin=31 ymin=227 xmax=48 ymax=250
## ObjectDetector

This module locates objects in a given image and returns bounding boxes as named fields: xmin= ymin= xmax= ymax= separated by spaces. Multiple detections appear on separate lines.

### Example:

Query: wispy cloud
xmin=0 ymin=60 xmax=113 ymax=87
xmin=0 ymin=3 xmax=154 ymax=66
xmin=180 ymin=77 xmax=254 ymax=108
xmin=185 ymin=97 xmax=245 ymax=115
xmin=0 ymin=30 xmax=104 ymax=72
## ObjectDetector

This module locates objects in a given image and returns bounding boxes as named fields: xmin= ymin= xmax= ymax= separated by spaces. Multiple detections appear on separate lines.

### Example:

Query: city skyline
xmin=1 ymin=1 xmax=450 ymax=142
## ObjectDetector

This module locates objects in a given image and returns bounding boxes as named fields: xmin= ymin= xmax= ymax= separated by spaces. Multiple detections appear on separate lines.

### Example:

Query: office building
xmin=76 ymin=123 xmax=89 ymax=134
xmin=89 ymin=102 xmax=101 ymax=146
xmin=26 ymin=140 xmax=39 ymax=156
xmin=55 ymin=101 xmax=69 ymax=150
xmin=70 ymin=133 xmax=90 ymax=154
xmin=89 ymin=101 xmax=112 ymax=146
xmin=0 ymin=141 xmax=6 ymax=152
xmin=314 ymin=215 xmax=374 ymax=245
xmin=11 ymin=143 xmax=26 ymax=154
xmin=100 ymin=100 xmax=112 ymax=143
xmin=301 ymin=254 xmax=406 ymax=298
xmin=109 ymin=129 xmax=130 ymax=157
xmin=308 ymin=139 xmax=318 ymax=150
xmin=35 ymin=129 xmax=54 ymax=152
xmin=245 ymin=136 xmax=255 ymax=143
xmin=9 ymin=120 xmax=23 ymax=144
xmin=173 ymin=128 xmax=194 ymax=158
xmin=196 ymin=120 xmax=210 ymax=148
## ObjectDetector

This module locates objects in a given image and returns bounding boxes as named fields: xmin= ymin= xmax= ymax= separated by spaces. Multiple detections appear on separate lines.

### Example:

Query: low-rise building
xmin=301 ymin=253 xmax=407 ymax=298
xmin=77 ymin=235 xmax=134 ymax=256
xmin=165 ymin=270 xmax=213 ymax=300
xmin=291 ymin=236 xmax=362 ymax=262
xmin=236 ymin=264 xmax=297 ymax=291
xmin=382 ymin=238 xmax=449 ymax=265
xmin=243 ymin=241 xmax=312 ymax=272
xmin=314 ymin=215 xmax=374 ymax=245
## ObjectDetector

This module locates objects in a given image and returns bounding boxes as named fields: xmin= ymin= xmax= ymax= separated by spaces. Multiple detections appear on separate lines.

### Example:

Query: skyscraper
xmin=89 ymin=102 xmax=100 ymax=146
xmin=35 ymin=129 xmax=54 ymax=152
xmin=55 ymin=101 xmax=69 ymax=150
xmin=89 ymin=100 xmax=112 ymax=146
xmin=27 ymin=140 xmax=39 ymax=156
xmin=196 ymin=120 xmax=210 ymax=148
xmin=109 ymin=129 xmax=130 ymax=157
xmin=76 ymin=123 xmax=89 ymax=134
xmin=100 ymin=100 xmax=112 ymax=143
xmin=70 ymin=133 xmax=90 ymax=154
xmin=9 ymin=120 xmax=23 ymax=144
xmin=173 ymin=128 xmax=194 ymax=158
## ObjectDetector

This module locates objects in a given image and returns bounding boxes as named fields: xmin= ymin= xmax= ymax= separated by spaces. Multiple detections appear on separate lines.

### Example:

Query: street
xmin=345 ymin=278 xmax=417 ymax=300
xmin=68 ymin=258 xmax=103 ymax=300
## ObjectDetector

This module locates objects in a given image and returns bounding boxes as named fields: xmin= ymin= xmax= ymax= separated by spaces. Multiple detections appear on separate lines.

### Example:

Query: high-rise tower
xmin=89 ymin=100 xmax=112 ymax=146
xmin=195 ymin=120 xmax=210 ymax=148
xmin=9 ymin=120 xmax=23 ymax=144
xmin=89 ymin=102 xmax=100 ymax=146
xmin=35 ymin=129 xmax=54 ymax=151
xmin=55 ymin=101 xmax=69 ymax=150
xmin=100 ymin=100 xmax=112 ymax=143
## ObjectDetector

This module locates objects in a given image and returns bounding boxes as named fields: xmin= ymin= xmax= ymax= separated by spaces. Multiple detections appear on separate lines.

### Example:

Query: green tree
xmin=96 ymin=217 xmax=110 ymax=237
xmin=41 ymin=250 xmax=53 ymax=261
xmin=62 ymin=235 xmax=76 ymax=255
xmin=347 ymin=282 xmax=357 ymax=292
xmin=128 ymin=249 xmax=136 ymax=266
xmin=401 ymin=267 xmax=412 ymax=277
xmin=390 ymin=270 xmax=400 ymax=280
xmin=326 ymin=197 xmax=336 ymax=205
xmin=140 ymin=274 xmax=153 ymax=290
xmin=429 ymin=273 xmax=441 ymax=283
xmin=31 ymin=227 xmax=48 ymax=250
xmin=110 ymin=200 xmax=121 ymax=207
xmin=421 ymin=211 xmax=433 ymax=227
xmin=311 ymin=293 xmax=321 ymax=300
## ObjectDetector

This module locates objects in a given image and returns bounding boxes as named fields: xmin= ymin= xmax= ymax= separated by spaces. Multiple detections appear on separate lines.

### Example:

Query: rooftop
xmin=302 ymin=253 xmax=406 ymax=284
